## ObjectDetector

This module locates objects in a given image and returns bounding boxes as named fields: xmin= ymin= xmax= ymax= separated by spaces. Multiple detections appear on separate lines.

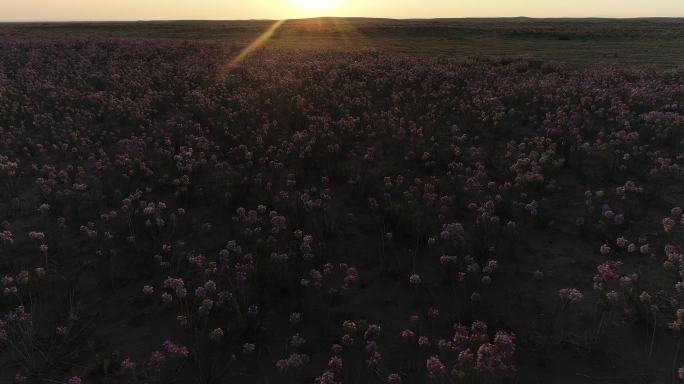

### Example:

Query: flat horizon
xmin=2 ymin=15 xmax=684 ymax=23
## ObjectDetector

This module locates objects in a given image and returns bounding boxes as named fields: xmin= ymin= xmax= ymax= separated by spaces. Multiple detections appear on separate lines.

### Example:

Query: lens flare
xmin=219 ymin=19 xmax=285 ymax=75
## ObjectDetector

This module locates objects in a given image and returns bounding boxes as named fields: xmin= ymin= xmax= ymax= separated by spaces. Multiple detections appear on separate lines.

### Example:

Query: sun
xmin=289 ymin=0 xmax=339 ymax=12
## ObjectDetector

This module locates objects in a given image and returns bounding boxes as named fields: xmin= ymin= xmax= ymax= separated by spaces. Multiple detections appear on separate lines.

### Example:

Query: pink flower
xmin=276 ymin=359 xmax=289 ymax=371
xmin=147 ymin=351 xmax=166 ymax=371
xmin=599 ymin=244 xmax=611 ymax=255
xmin=16 ymin=271 xmax=28 ymax=285
xmin=342 ymin=320 xmax=357 ymax=333
xmin=328 ymin=356 xmax=343 ymax=370
xmin=68 ymin=377 xmax=81 ymax=384
xmin=664 ymin=217 xmax=676 ymax=233
xmin=418 ymin=336 xmax=430 ymax=348
xmin=120 ymin=357 xmax=136 ymax=372
xmin=163 ymin=340 xmax=189 ymax=358
xmin=364 ymin=324 xmax=381 ymax=340
xmin=341 ymin=334 xmax=354 ymax=346
xmin=161 ymin=290 xmax=175 ymax=302
xmin=401 ymin=329 xmax=416 ymax=341
xmin=426 ymin=356 xmax=445 ymax=378
xmin=209 ymin=328 xmax=224 ymax=342
xmin=558 ymin=288 xmax=583 ymax=303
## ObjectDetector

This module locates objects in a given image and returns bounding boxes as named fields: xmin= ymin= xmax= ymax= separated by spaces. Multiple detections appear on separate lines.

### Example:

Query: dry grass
xmin=1 ymin=17 xmax=684 ymax=67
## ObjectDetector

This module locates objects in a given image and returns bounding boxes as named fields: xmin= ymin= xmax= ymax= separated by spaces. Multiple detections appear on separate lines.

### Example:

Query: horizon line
xmin=2 ymin=15 xmax=684 ymax=23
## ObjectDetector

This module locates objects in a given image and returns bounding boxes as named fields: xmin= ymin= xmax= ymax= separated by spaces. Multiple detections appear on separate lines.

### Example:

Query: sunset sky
xmin=2 ymin=0 xmax=683 ymax=21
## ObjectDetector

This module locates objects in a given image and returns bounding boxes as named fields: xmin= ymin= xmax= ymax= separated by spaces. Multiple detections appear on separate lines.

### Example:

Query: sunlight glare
xmin=289 ymin=0 xmax=340 ymax=12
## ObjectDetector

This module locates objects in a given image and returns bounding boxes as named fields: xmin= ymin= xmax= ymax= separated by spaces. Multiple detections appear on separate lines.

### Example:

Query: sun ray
xmin=331 ymin=18 xmax=374 ymax=51
xmin=219 ymin=19 xmax=285 ymax=76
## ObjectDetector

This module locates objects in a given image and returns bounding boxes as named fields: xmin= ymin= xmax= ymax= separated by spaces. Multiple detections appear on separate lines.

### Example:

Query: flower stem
xmin=649 ymin=312 xmax=656 ymax=359
xmin=672 ymin=336 xmax=681 ymax=384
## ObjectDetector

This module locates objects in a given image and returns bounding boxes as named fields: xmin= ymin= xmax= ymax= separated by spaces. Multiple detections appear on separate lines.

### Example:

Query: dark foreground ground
xmin=0 ymin=18 xmax=683 ymax=384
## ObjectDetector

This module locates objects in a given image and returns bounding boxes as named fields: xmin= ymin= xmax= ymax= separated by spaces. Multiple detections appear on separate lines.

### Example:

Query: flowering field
xmin=4 ymin=18 xmax=684 ymax=67
xmin=0 ymin=28 xmax=683 ymax=384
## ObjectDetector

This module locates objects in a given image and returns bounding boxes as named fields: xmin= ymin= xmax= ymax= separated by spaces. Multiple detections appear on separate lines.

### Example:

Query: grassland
xmin=1 ymin=17 xmax=684 ymax=67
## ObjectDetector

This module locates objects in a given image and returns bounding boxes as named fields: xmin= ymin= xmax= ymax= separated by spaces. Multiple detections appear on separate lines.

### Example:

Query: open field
xmin=0 ymin=18 xmax=683 ymax=384
xmin=2 ymin=18 xmax=684 ymax=66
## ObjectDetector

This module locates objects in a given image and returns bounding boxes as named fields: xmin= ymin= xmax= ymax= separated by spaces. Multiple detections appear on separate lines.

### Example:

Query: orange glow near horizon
xmin=2 ymin=0 xmax=684 ymax=21
xmin=290 ymin=0 xmax=340 ymax=12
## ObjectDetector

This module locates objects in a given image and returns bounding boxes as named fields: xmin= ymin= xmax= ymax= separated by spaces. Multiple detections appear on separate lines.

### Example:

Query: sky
xmin=1 ymin=0 xmax=683 ymax=21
